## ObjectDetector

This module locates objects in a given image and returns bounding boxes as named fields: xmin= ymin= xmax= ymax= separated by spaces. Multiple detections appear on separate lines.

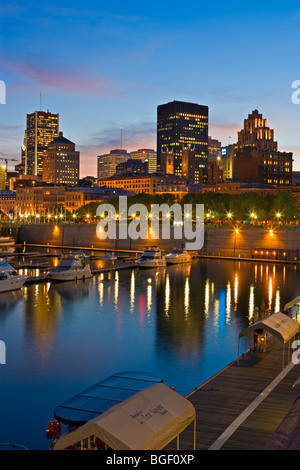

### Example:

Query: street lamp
xmin=233 ymin=227 xmax=239 ymax=256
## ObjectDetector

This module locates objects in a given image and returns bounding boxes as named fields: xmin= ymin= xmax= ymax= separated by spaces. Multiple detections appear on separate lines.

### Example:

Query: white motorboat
xmin=165 ymin=248 xmax=192 ymax=265
xmin=49 ymin=253 xmax=93 ymax=282
xmin=0 ymin=258 xmax=27 ymax=293
xmin=136 ymin=245 xmax=166 ymax=268
xmin=0 ymin=237 xmax=15 ymax=254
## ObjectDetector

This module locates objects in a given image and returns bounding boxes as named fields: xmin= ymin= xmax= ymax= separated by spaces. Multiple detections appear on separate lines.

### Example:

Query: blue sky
xmin=1 ymin=0 xmax=300 ymax=176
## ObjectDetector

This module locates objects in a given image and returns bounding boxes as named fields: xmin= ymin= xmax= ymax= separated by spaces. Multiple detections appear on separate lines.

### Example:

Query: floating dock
xmin=166 ymin=340 xmax=300 ymax=450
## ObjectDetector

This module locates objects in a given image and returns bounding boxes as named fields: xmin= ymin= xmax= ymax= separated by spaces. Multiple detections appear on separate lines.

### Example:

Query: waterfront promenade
xmin=167 ymin=341 xmax=300 ymax=450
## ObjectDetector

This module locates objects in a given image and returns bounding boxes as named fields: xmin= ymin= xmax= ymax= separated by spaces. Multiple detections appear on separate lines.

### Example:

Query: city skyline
xmin=1 ymin=1 xmax=300 ymax=176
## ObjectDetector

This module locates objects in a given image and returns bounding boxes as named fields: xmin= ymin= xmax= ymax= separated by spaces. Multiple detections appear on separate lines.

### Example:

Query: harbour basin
xmin=0 ymin=254 xmax=299 ymax=450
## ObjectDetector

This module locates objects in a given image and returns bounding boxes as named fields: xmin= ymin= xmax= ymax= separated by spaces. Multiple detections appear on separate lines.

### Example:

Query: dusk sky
xmin=1 ymin=0 xmax=300 ymax=176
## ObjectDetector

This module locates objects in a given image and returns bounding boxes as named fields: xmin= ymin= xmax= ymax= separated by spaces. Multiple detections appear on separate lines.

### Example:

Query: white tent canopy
xmin=53 ymin=382 xmax=196 ymax=451
xmin=284 ymin=296 xmax=300 ymax=312
xmin=238 ymin=312 xmax=299 ymax=367
xmin=239 ymin=312 xmax=299 ymax=344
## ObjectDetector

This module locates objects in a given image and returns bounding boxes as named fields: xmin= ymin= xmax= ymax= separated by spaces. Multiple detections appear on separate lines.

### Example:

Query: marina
xmin=1 ymin=246 xmax=300 ymax=450
xmin=2 ymin=0 xmax=300 ymax=454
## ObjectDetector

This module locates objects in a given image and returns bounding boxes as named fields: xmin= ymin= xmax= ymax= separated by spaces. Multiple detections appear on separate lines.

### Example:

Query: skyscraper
xmin=234 ymin=110 xmax=293 ymax=186
xmin=130 ymin=149 xmax=157 ymax=173
xmin=236 ymin=109 xmax=277 ymax=152
xmin=157 ymin=100 xmax=208 ymax=183
xmin=42 ymin=132 xmax=80 ymax=185
xmin=97 ymin=149 xmax=130 ymax=180
xmin=22 ymin=110 xmax=59 ymax=178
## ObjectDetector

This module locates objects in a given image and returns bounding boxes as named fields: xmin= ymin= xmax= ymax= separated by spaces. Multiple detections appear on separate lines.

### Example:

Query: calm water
xmin=0 ymin=255 xmax=300 ymax=449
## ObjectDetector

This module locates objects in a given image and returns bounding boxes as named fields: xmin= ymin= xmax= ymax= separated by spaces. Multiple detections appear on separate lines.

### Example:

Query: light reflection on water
xmin=0 ymin=258 xmax=300 ymax=449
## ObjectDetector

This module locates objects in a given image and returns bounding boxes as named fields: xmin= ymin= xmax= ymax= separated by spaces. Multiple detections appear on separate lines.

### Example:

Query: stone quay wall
xmin=17 ymin=223 xmax=300 ymax=260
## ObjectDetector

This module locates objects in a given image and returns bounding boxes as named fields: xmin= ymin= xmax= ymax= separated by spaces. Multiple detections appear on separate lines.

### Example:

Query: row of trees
xmin=9 ymin=191 xmax=298 ymax=224
xmin=74 ymin=191 xmax=299 ymax=223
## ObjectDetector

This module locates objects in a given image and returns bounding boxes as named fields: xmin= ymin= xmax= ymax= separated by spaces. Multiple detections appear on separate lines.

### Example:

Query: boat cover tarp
xmin=54 ymin=371 xmax=163 ymax=427
xmin=284 ymin=296 xmax=300 ymax=311
xmin=53 ymin=383 xmax=195 ymax=450
xmin=239 ymin=312 xmax=299 ymax=343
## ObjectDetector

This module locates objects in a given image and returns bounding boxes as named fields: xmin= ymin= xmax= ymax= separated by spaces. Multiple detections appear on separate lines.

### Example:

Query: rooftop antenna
xmin=120 ymin=127 xmax=123 ymax=149
xmin=40 ymin=92 xmax=42 ymax=111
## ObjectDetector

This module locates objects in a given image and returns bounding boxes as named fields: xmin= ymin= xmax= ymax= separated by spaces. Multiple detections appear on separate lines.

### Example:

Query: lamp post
xmin=227 ymin=212 xmax=233 ymax=226
xmin=250 ymin=212 xmax=257 ymax=225
xmin=276 ymin=212 xmax=282 ymax=226
xmin=233 ymin=228 xmax=239 ymax=257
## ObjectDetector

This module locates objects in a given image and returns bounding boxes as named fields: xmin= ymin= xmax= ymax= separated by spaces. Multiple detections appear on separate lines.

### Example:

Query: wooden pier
xmin=167 ymin=341 xmax=300 ymax=450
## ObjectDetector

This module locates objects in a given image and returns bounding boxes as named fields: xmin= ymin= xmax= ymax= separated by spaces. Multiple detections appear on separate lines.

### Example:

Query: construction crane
xmin=0 ymin=157 xmax=18 ymax=173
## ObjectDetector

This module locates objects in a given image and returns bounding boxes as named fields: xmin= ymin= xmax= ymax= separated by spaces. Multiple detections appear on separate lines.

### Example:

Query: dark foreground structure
xmin=167 ymin=339 xmax=300 ymax=450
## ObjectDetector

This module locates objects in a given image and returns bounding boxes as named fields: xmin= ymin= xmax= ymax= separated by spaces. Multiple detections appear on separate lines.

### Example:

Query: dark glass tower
xmin=157 ymin=100 xmax=208 ymax=183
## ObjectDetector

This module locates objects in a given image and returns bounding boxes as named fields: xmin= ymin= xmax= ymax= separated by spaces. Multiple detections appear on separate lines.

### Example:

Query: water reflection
xmin=165 ymin=273 xmax=170 ymax=317
xmin=130 ymin=270 xmax=135 ymax=313
xmin=0 ymin=290 xmax=24 ymax=317
xmin=226 ymin=282 xmax=231 ymax=320
xmin=49 ymin=278 xmax=92 ymax=302
xmin=1 ymin=259 xmax=300 ymax=450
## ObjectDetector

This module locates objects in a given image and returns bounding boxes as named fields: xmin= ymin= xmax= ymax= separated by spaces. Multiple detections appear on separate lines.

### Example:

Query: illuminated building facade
xmin=207 ymin=164 xmax=224 ymax=184
xmin=181 ymin=145 xmax=196 ymax=183
xmin=236 ymin=109 xmax=277 ymax=152
xmin=23 ymin=110 xmax=59 ymax=178
xmin=115 ymin=159 xmax=148 ymax=175
xmin=0 ymin=190 xmax=16 ymax=215
xmin=14 ymin=186 xmax=129 ymax=214
xmin=160 ymin=146 xmax=175 ymax=175
xmin=0 ymin=165 xmax=6 ymax=190
xmin=42 ymin=132 xmax=80 ymax=185
xmin=234 ymin=110 xmax=293 ymax=186
xmin=130 ymin=149 xmax=157 ymax=173
xmin=97 ymin=149 xmax=130 ymax=180
xmin=15 ymin=186 xmax=65 ymax=214
xmin=157 ymin=100 xmax=208 ymax=183
xmin=208 ymin=137 xmax=222 ymax=163
xmin=64 ymin=187 xmax=118 ymax=211
xmin=220 ymin=145 xmax=235 ymax=180
xmin=98 ymin=174 xmax=188 ymax=197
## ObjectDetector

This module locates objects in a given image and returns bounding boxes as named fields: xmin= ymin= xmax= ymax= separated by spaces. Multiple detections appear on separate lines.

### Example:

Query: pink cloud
xmin=78 ymin=126 xmax=156 ymax=178
xmin=4 ymin=60 xmax=121 ymax=98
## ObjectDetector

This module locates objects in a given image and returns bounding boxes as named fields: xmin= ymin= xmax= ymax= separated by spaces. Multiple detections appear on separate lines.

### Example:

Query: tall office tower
xmin=42 ymin=132 xmax=80 ymax=185
xmin=97 ymin=149 xmax=130 ymax=180
xmin=130 ymin=149 xmax=157 ymax=173
xmin=234 ymin=110 xmax=293 ymax=186
xmin=23 ymin=110 xmax=59 ymax=178
xmin=236 ymin=109 xmax=277 ymax=151
xmin=157 ymin=100 xmax=208 ymax=183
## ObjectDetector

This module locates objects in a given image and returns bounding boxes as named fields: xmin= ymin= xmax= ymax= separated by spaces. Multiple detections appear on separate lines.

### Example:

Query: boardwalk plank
xmin=165 ymin=341 xmax=300 ymax=450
